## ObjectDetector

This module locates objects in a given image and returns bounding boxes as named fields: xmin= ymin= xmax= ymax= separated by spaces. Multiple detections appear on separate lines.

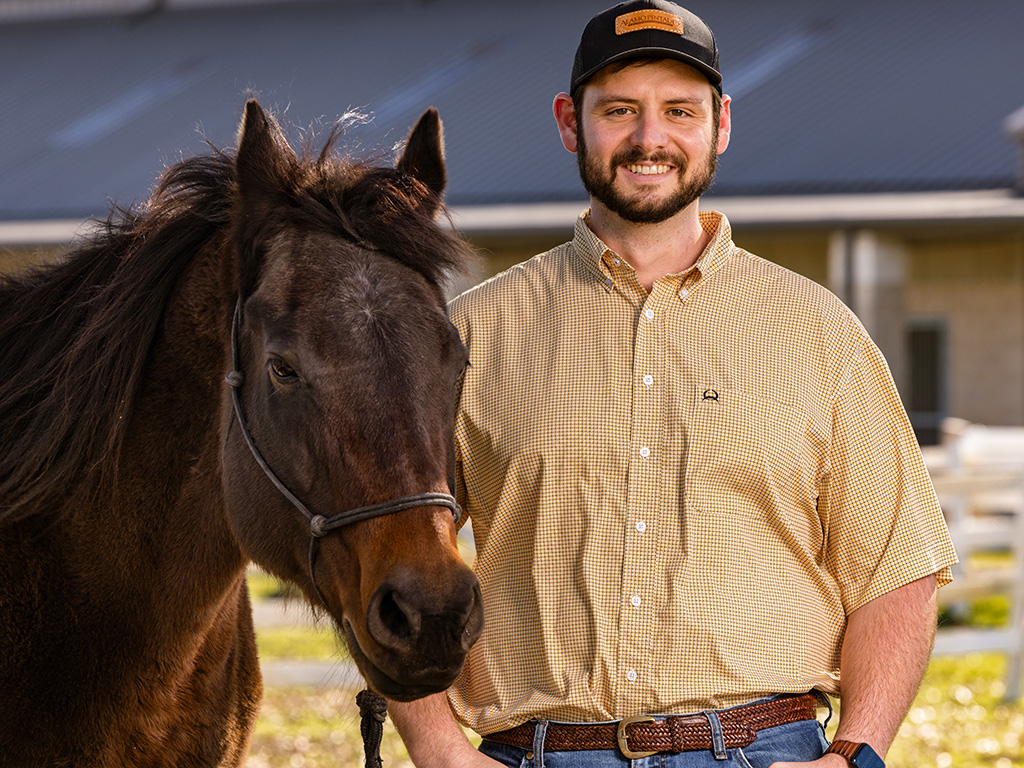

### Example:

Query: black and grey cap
xmin=570 ymin=0 xmax=722 ymax=95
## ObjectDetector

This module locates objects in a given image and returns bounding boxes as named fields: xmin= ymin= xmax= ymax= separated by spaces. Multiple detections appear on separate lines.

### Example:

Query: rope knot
xmin=225 ymin=371 xmax=244 ymax=388
xmin=357 ymin=689 xmax=389 ymax=723
xmin=310 ymin=514 xmax=328 ymax=537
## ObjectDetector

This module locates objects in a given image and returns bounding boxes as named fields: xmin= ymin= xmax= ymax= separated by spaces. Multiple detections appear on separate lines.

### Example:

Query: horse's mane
xmin=0 ymin=115 xmax=470 ymax=524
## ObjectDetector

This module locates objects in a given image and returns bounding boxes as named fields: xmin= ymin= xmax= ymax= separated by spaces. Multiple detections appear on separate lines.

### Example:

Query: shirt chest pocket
xmin=684 ymin=387 xmax=807 ymax=514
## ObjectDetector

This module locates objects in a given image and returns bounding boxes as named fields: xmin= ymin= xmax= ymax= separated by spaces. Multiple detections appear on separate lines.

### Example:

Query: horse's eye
xmin=269 ymin=360 xmax=298 ymax=382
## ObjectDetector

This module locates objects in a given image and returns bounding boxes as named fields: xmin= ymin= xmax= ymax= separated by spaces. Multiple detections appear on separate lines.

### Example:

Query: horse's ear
xmin=397 ymin=108 xmax=447 ymax=204
xmin=234 ymin=100 xmax=293 ymax=295
xmin=235 ymin=99 xmax=291 ymax=208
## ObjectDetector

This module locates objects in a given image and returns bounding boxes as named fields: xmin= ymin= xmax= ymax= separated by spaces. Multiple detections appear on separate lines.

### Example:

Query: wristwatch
xmin=825 ymin=740 xmax=885 ymax=768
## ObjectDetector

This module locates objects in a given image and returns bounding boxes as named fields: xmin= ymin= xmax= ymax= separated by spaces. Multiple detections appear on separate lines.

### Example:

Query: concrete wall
xmin=905 ymin=232 xmax=1024 ymax=427
xmin=0 ymin=246 xmax=58 ymax=275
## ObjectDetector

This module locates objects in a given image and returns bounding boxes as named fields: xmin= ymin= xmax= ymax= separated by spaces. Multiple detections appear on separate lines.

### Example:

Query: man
xmin=390 ymin=2 xmax=957 ymax=766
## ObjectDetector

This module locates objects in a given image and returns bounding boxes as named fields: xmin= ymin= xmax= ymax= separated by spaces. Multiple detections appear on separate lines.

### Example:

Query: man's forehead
xmin=583 ymin=58 xmax=715 ymax=100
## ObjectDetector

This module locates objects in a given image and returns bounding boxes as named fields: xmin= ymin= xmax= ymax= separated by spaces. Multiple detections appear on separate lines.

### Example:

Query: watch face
xmin=852 ymin=743 xmax=886 ymax=768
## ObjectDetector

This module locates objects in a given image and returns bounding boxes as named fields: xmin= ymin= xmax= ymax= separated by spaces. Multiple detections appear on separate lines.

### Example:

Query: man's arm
xmin=388 ymin=692 xmax=502 ymax=768
xmin=772 ymin=573 xmax=939 ymax=767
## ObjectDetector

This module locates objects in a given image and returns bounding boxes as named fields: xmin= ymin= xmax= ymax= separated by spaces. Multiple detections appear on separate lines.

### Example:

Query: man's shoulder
xmin=448 ymin=241 xmax=574 ymax=323
xmin=731 ymin=246 xmax=856 ymax=317
xmin=725 ymin=245 xmax=873 ymax=356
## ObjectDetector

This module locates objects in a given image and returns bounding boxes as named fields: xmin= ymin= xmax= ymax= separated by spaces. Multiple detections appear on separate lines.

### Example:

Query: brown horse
xmin=0 ymin=99 xmax=483 ymax=766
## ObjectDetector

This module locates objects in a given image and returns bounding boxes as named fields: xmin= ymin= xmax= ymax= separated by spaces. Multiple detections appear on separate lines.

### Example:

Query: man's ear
xmin=716 ymin=94 xmax=732 ymax=155
xmin=553 ymin=92 xmax=579 ymax=154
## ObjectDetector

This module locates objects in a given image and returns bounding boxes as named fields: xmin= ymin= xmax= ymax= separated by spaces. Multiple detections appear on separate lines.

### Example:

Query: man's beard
xmin=577 ymin=128 xmax=718 ymax=224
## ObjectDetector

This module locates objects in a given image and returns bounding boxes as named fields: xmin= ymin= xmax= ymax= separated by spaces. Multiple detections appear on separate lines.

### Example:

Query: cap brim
xmin=573 ymin=47 xmax=723 ymax=94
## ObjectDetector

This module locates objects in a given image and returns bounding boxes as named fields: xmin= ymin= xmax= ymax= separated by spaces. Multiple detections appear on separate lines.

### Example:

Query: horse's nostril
xmin=375 ymin=588 xmax=418 ymax=641
xmin=366 ymin=570 xmax=481 ymax=656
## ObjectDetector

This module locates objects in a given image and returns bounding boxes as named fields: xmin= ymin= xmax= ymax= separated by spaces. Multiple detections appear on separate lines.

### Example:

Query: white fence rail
xmin=924 ymin=419 xmax=1024 ymax=701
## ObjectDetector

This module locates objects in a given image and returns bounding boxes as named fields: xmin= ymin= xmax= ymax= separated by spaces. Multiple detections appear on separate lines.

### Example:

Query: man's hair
xmin=570 ymin=58 xmax=723 ymax=137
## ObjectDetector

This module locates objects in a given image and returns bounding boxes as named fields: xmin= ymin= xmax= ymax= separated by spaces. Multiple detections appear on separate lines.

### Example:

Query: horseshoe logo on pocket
xmin=702 ymin=389 xmax=719 ymax=401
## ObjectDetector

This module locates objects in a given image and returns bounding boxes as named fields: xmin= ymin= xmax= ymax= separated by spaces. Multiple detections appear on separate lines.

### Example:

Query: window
xmin=906 ymin=320 xmax=947 ymax=445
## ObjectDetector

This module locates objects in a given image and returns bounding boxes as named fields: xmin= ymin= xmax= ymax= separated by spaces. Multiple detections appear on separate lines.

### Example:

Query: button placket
xmin=619 ymin=290 xmax=670 ymax=710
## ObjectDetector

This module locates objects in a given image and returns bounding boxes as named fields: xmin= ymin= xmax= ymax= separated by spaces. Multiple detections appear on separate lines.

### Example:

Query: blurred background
xmin=2 ymin=0 xmax=1023 ymax=441
xmin=2 ymin=1 xmax=1023 ymax=765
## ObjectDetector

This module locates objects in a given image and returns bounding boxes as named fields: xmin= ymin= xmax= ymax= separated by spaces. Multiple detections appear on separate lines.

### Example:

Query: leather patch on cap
xmin=615 ymin=9 xmax=685 ymax=36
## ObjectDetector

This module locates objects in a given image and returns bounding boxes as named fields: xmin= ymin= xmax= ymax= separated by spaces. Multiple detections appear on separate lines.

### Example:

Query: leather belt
xmin=485 ymin=693 xmax=820 ymax=759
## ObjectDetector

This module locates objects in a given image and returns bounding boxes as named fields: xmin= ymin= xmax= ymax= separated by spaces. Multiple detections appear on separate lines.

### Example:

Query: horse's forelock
xmin=339 ymin=166 xmax=471 ymax=286
xmin=255 ymin=157 xmax=471 ymax=291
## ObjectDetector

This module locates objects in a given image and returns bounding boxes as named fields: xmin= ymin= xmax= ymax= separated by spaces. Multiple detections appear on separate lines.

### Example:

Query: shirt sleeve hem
xmin=841 ymin=556 xmax=958 ymax=615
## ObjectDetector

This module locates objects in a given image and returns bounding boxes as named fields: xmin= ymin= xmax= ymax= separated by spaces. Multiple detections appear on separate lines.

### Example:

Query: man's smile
xmin=624 ymin=163 xmax=674 ymax=176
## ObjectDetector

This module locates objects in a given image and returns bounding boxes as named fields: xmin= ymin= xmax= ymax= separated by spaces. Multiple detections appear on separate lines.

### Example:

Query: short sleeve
xmin=820 ymin=340 xmax=957 ymax=614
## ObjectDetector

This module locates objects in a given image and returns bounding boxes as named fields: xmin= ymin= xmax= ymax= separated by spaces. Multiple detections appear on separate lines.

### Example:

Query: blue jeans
xmin=479 ymin=698 xmax=831 ymax=768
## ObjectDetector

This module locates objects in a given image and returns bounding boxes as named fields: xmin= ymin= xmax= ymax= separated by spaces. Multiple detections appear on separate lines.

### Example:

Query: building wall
xmin=462 ymin=233 xmax=571 ymax=285
xmin=736 ymin=227 xmax=1024 ymax=430
xmin=905 ymin=232 xmax=1024 ymax=427
xmin=732 ymin=231 xmax=831 ymax=288
xmin=0 ymin=246 xmax=57 ymax=274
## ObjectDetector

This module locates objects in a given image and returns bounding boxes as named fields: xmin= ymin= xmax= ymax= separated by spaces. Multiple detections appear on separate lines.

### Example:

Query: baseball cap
xmin=570 ymin=1 xmax=722 ymax=95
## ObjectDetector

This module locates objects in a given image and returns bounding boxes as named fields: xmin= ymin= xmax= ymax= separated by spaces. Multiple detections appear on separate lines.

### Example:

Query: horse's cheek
xmin=220 ymin=441 xmax=295 ymax=567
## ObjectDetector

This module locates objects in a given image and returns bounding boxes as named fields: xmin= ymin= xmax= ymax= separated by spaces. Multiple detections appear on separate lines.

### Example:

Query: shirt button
xmin=604 ymin=277 xmax=613 ymax=287
xmin=636 ymin=520 xmax=647 ymax=533
xmin=630 ymin=595 xmax=642 ymax=607
xmin=644 ymin=308 xmax=655 ymax=320
xmin=679 ymin=287 xmax=689 ymax=298
xmin=642 ymin=374 xmax=654 ymax=387
xmin=626 ymin=670 xmax=638 ymax=682
xmin=639 ymin=447 xmax=650 ymax=458
xmin=612 ymin=258 xmax=621 ymax=266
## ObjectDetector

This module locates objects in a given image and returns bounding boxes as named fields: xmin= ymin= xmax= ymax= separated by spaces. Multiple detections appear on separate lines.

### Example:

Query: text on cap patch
xmin=615 ymin=9 xmax=685 ymax=36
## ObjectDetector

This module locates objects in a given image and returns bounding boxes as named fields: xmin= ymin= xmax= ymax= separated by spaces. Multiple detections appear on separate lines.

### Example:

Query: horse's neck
xmin=70 ymin=242 xmax=245 ymax=623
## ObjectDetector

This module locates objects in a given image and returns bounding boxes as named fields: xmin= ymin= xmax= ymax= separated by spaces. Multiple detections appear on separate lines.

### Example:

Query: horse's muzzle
xmin=344 ymin=569 xmax=483 ymax=699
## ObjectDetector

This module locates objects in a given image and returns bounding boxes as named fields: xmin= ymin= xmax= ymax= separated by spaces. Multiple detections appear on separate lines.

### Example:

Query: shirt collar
xmin=572 ymin=208 xmax=735 ymax=289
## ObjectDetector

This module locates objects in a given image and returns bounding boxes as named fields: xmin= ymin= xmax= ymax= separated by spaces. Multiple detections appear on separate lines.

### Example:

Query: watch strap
xmin=826 ymin=740 xmax=862 ymax=762
xmin=826 ymin=740 xmax=885 ymax=768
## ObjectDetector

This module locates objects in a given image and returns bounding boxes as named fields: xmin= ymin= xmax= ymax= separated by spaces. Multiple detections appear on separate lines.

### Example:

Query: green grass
xmin=247 ymin=687 xmax=421 ymax=768
xmin=886 ymin=653 xmax=1022 ymax=768
xmin=256 ymin=625 xmax=341 ymax=661
xmin=248 ymin=568 xmax=303 ymax=601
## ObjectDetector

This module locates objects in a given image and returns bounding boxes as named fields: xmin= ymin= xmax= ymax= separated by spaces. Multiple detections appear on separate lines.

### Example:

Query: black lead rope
xmin=224 ymin=297 xmax=462 ymax=767
xmin=357 ymin=689 xmax=388 ymax=768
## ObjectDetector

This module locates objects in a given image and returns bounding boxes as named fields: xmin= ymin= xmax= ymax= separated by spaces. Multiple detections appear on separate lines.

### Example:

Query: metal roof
xmin=1 ymin=0 xmax=1022 ymax=224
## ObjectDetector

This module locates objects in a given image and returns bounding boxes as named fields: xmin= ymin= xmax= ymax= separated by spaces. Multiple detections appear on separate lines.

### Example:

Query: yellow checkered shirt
xmin=447 ymin=210 xmax=957 ymax=735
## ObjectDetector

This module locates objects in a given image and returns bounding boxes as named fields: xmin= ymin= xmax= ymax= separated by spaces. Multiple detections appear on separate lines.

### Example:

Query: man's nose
xmin=630 ymin=112 xmax=668 ymax=151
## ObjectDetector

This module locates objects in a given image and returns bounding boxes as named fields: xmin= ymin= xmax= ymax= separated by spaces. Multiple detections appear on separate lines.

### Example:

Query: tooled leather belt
xmin=485 ymin=693 xmax=820 ymax=758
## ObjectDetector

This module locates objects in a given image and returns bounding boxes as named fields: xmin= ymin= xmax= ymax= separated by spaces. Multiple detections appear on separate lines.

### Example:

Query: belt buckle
xmin=616 ymin=715 xmax=657 ymax=759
